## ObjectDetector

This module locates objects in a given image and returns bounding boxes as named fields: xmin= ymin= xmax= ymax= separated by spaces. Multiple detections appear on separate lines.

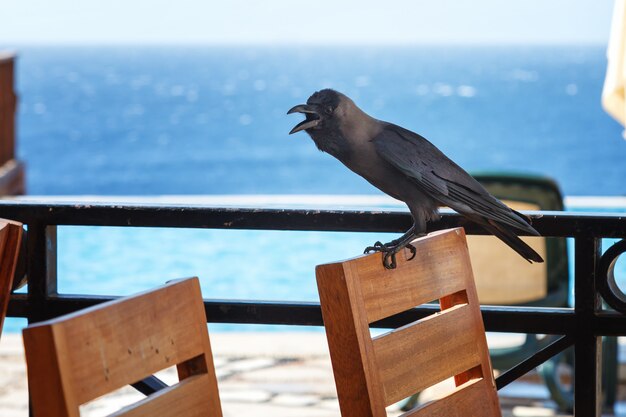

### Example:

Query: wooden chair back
xmin=0 ymin=218 xmax=22 ymax=337
xmin=316 ymin=228 xmax=501 ymax=417
xmin=23 ymin=277 xmax=223 ymax=417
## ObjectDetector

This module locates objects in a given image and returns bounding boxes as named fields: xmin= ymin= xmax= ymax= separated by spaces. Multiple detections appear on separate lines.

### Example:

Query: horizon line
xmin=0 ymin=40 xmax=609 ymax=48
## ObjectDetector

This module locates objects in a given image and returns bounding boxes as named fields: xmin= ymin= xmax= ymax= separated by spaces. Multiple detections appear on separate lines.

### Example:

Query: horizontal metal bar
xmin=0 ymin=203 xmax=416 ymax=232
xmin=9 ymin=295 xmax=587 ymax=335
xmin=480 ymin=306 xmax=577 ymax=334
xmin=0 ymin=201 xmax=623 ymax=237
xmin=495 ymin=335 xmax=574 ymax=390
xmin=9 ymin=294 xmax=326 ymax=326
xmin=131 ymin=376 xmax=168 ymax=396
xmin=370 ymin=303 xmax=578 ymax=334
xmin=593 ymin=311 xmax=626 ymax=335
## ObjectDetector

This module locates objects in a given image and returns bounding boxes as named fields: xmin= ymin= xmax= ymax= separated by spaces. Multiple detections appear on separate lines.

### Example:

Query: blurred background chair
xmin=23 ymin=277 xmax=223 ymax=417
xmin=469 ymin=172 xmax=567 ymax=308
xmin=0 ymin=219 xmax=22 ymax=339
xmin=317 ymin=228 xmax=501 ymax=416
xmin=470 ymin=172 xmax=617 ymax=412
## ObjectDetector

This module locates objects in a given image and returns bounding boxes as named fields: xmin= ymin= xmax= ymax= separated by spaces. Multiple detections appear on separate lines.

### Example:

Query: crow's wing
xmin=373 ymin=123 xmax=538 ymax=235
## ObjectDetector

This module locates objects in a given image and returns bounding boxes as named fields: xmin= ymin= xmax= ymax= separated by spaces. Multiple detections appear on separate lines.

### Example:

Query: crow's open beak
xmin=287 ymin=104 xmax=320 ymax=134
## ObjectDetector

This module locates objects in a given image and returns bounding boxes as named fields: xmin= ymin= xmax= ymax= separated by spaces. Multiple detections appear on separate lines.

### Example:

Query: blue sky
xmin=0 ymin=0 xmax=616 ymax=45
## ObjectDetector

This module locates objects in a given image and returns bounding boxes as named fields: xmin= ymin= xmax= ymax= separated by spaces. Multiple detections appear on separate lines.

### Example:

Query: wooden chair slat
xmin=372 ymin=304 xmax=482 ymax=405
xmin=23 ymin=324 xmax=73 ymax=417
xmin=61 ymin=283 xmax=206 ymax=403
xmin=354 ymin=229 xmax=472 ymax=324
xmin=109 ymin=374 xmax=216 ymax=417
xmin=401 ymin=378 xmax=501 ymax=417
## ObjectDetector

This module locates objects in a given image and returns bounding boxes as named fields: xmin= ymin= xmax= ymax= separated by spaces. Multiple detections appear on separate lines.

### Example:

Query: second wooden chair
xmin=23 ymin=277 xmax=223 ymax=417
xmin=316 ymin=228 xmax=501 ymax=417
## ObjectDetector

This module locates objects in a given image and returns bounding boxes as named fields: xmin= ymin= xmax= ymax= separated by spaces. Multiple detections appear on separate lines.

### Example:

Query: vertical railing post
xmin=26 ymin=224 xmax=58 ymax=324
xmin=573 ymin=237 xmax=602 ymax=416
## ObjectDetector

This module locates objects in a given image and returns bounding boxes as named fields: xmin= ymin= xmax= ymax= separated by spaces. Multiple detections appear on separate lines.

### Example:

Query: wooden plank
xmin=351 ymin=228 xmax=471 ymax=323
xmin=401 ymin=377 xmax=501 ymax=417
xmin=0 ymin=55 xmax=15 ymax=166
xmin=440 ymin=236 xmax=497 ymax=389
xmin=372 ymin=304 xmax=482 ymax=405
xmin=0 ymin=227 xmax=9 ymax=330
xmin=28 ymin=279 xmax=209 ymax=405
xmin=176 ymin=278 xmax=223 ymax=416
xmin=0 ymin=160 xmax=25 ymax=195
xmin=109 ymin=374 xmax=217 ymax=417
xmin=316 ymin=262 xmax=387 ymax=417
xmin=0 ymin=220 xmax=22 ymax=336
xmin=23 ymin=324 xmax=77 ymax=417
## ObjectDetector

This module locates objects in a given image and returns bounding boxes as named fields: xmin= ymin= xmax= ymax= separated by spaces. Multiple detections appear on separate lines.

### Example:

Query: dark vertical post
xmin=574 ymin=237 xmax=602 ymax=416
xmin=26 ymin=224 xmax=57 ymax=324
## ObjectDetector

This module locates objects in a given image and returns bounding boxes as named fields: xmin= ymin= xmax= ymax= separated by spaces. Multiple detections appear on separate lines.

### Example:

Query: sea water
xmin=13 ymin=45 xmax=626 ymax=196
xmin=4 ymin=45 xmax=626 ymax=332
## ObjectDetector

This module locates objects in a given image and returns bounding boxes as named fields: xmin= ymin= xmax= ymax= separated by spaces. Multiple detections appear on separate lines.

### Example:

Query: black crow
xmin=288 ymin=89 xmax=543 ymax=268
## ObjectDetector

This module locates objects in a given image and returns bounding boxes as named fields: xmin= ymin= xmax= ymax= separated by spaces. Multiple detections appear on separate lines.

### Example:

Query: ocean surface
xmin=4 ymin=45 xmax=626 ymax=332
xmin=12 ymin=45 xmax=626 ymax=196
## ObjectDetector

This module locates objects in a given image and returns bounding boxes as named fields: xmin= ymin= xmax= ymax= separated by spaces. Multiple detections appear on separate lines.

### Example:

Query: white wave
xmin=565 ymin=83 xmax=578 ymax=96
xmin=509 ymin=69 xmax=538 ymax=82
xmin=457 ymin=85 xmax=477 ymax=98
xmin=433 ymin=83 xmax=453 ymax=97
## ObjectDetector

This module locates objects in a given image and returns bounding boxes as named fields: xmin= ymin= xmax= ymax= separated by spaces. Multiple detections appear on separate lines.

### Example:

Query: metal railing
xmin=3 ymin=200 xmax=626 ymax=416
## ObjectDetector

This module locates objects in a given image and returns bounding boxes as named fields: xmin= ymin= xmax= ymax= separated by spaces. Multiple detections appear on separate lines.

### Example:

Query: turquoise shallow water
xmin=5 ymin=226 xmax=396 ymax=333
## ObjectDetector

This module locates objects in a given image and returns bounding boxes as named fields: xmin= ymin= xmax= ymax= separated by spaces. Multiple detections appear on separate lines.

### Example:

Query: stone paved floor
xmin=0 ymin=332 xmax=622 ymax=417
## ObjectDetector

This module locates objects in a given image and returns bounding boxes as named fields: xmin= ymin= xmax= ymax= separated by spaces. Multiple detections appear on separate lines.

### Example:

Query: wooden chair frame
xmin=316 ymin=228 xmax=501 ymax=417
xmin=0 ymin=218 xmax=22 ymax=337
xmin=23 ymin=277 xmax=223 ymax=417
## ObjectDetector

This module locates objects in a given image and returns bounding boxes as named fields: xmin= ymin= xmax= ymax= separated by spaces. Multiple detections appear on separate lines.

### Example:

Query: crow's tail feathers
xmin=510 ymin=209 xmax=541 ymax=236
xmin=481 ymin=220 xmax=544 ymax=263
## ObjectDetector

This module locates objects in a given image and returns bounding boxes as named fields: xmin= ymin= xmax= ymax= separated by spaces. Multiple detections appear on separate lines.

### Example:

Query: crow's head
xmin=287 ymin=89 xmax=343 ymax=135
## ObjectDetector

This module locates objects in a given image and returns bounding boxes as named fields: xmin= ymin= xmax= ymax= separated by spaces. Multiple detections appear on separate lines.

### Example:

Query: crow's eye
xmin=325 ymin=106 xmax=333 ymax=115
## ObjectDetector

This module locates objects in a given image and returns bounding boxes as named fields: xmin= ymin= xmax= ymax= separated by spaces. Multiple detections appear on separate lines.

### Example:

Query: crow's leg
xmin=364 ymin=225 xmax=416 ymax=255
xmin=364 ymin=225 xmax=424 ymax=269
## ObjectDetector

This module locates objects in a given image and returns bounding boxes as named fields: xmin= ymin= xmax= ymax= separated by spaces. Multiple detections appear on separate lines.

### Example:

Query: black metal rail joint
xmin=3 ymin=201 xmax=626 ymax=416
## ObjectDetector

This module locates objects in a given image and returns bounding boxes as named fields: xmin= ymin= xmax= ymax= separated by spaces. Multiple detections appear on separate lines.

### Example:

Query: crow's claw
xmin=383 ymin=251 xmax=397 ymax=269
xmin=364 ymin=241 xmax=385 ymax=254
xmin=364 ymin=241 xmax=418 ymax=269
xmin=406 ymin=244 xmax=416 ymax=261
xmin=364 ymin=226 xmax=420 ymax=269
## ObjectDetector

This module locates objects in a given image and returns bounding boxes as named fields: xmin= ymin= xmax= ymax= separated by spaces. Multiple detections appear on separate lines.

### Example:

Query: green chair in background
xmin=471 ymin=172 xmax=617 ymax=412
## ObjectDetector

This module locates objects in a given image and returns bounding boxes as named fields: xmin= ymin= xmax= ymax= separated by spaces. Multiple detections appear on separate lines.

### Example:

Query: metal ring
xmin=598 ymin=239 xmax=626 ymax=314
